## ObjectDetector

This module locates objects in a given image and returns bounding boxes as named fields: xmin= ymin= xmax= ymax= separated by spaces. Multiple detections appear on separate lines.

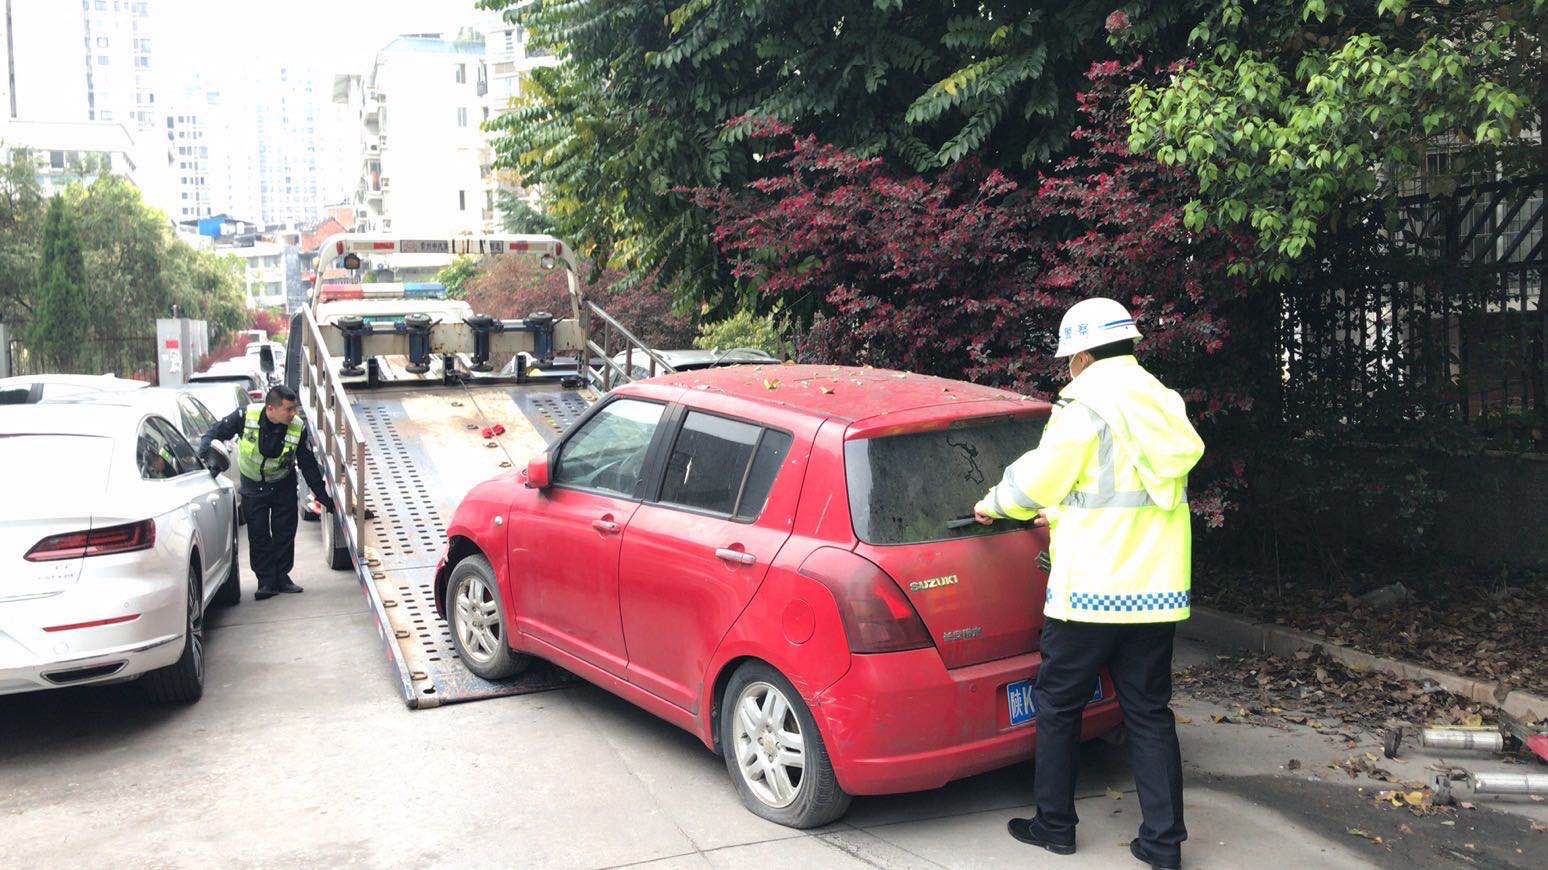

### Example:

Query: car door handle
xmin=716 ymin=547 xmax=756 ymax=566
xmin=592 ymin=518 xmax=621 ymax=535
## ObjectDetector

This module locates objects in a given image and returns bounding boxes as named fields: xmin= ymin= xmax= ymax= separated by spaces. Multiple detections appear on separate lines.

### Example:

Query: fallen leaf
xmin=1174 ymin=715 xmax=1193 ymax=725
xmin=1458 ymin=801 xmax=1474 ymax=810
xmin=1287 ymin=759 xmax=1302 ymax=771
xmin=1530 ymin=821 xmax=1547 ymax=833
xmin=818 ymin=386 xmax=834 ymax=395
xmin=1106 ymin=787 xmax=1124 ymax=800
xmin=1211 ymin=714 xmax=1229 ymax=724
xmin=1399 ymin=825 xmax=1414 ymax=835
xmin=763 ymin=379 xmax=780 ymax=391
xmin=1403 ymin=791 xmax=1427 ymax=806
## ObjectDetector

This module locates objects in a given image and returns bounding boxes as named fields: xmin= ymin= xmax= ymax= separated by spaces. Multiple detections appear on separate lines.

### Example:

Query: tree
xmin=65 ymin=175 xmax=174 ymax=340
xmin=495 ymin=190 xmax=555 ymax=235
xmin=479 ymin=0 xmax=1196 ymax=309
xmin=31 ymin=195 xmax=91 ymax=371
xmin=166 ymin=245 xmax=248 ymax=345
xmin=0 ymin=148 xmax=45 ymax=326
xmin=696 ymin=63 xmax=1257 ymax=527
xmin=1126 ymin=0 xmax=1544 ymax=276
xmin=694 ymin=309 xmax=787 ymax=356
xmin=462 ymin=256 xmax=694 ymax=350
xmin=436 ymin=255 xmax=481 ymax=300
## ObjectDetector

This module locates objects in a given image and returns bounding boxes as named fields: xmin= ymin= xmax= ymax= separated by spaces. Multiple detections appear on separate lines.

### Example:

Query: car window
xmin=845 ymin=416 xmax=1046 ymax=545
xmin=148 ymin=417 xmax=202 ymax=476
xmin=177 ymin=395 xmax=208 ymax=441
xmin=189 ymin=395 xmax=219 ymax=432
xmin=554 ymin=399 xmax=665 ymax=498
xmin=658 ymin=412 xmax=790 ymax=519
xmin=137 ymin=420 xmax=181 ymax=480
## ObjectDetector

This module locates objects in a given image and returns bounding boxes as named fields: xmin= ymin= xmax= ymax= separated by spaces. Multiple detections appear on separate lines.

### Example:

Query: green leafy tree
xmin=479 ymin=0 xmax=1193 ymax=308
xmin=436 ymin=255 xmax=481 ymax=300
xmin=0 ymin=147 xmax=45 ymax=326
xmin=1127 ymin=0 xmax=1543 ymax=276
xmin=65 ymin=175 xmax=174 ymax=339
xmin=693 ymin=309 xmax=786 ymax=356
xmin=31 ymin=195 xmax=91 ymax=371
xmin=495 ymin=190 xmax=556 ymax=235
xmin=166 ymin=246 xmax=248 ymax=345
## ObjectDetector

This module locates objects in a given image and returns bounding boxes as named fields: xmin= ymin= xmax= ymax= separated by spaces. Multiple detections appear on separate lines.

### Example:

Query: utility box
xmin=155 ymin=318 xmax=210 ymax=386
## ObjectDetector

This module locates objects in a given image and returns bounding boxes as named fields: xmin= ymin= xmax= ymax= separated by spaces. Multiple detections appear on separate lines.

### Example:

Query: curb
xmin=1179 ymin=605 xmax=1547 ymax=723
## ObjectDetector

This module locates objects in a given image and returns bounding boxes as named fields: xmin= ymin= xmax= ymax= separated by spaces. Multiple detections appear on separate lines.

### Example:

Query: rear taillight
xmin=25 ymin=520 xmax=156 ymax=562
xmin=248 ymin=389 xmax=264 ymax=400
xmin=798 ymin=548 xmax=933 ymax=653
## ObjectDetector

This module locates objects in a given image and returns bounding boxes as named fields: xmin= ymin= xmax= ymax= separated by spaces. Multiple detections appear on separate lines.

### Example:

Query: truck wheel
xmin=720 ymin=661 xmax=851 ymax=828
xmin=143 ymin=562 xmax=206 ymax=703
xmin=322 ymin=507 xmax=351 ymax=571
xmin=445 ymin=555 xmax=530 ymax=680
xmin=214 ymin=518 xmax=241 ymax=607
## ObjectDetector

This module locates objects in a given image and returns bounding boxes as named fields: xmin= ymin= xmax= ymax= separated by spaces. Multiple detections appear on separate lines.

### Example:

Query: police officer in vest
xmin=974 ymin=298 xmax=1204 ymax=870
xmin=201 ymin=385 xmax=335 ymax=600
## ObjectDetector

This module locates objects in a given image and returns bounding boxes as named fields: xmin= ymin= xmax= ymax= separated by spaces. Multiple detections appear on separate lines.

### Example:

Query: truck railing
xmin=298 ymin=305 xmax=367 ymax=547
xmin=584 ymin=300 xmax=676 ymax=392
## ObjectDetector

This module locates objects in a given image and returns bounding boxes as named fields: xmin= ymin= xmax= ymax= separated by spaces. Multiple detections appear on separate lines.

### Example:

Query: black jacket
xmin=202 ymin=407 xmax=331 ymax=505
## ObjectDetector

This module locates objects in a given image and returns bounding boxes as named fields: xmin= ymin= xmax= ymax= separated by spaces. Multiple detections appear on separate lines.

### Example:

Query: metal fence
xmin=6 ymin=336 xmax=158 ymax=381
xmin=1280 ymin=176 xmax=1545 ymax=448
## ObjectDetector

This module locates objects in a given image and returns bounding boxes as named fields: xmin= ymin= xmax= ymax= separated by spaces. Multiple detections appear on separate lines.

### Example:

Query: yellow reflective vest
xmin=975 ymin=356 xmax=1204 ymax=624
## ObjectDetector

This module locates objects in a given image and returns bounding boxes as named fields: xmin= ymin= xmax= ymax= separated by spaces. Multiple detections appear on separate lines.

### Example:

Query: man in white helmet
xmin=973 ymin=297 xmax=1203 ymax=870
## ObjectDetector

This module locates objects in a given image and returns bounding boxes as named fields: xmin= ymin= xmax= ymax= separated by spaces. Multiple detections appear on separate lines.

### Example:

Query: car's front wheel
xmin=445 ymin=555 xmax=529 ymax=680
xmin=143 ymin=561 xmax=206 ymax=703
xmin=720 ymin=661 xmax=851 ymax=828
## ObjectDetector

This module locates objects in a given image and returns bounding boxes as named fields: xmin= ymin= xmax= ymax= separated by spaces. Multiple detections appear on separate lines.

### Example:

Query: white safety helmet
xmin=1053 ymin=297 xmax=1143 ymax=358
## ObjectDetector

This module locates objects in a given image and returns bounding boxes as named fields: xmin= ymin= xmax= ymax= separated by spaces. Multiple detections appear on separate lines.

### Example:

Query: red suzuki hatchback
xmin=435 ymin=365 xmax=1123 ymax=827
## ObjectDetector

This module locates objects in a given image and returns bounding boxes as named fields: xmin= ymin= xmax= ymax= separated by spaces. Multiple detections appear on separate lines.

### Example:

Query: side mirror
xmin=258 ymin=345 xmax=276 ymax=375
xmin=206 ymin=441 xmax=232 ymax=477
xmin=524 ymin=452 xmax=552 ymax=489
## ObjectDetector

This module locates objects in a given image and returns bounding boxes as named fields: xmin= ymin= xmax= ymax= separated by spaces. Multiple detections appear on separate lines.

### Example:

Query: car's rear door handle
xmin=592 ymin=518 xmax=621 ymax=534
xmin=716 ymin=547 xmax=756 ymax=566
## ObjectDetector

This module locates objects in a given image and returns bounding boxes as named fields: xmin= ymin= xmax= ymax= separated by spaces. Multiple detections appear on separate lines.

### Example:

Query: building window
xmin=97 ymin=55 xmax=110 ymax=65
xmin=96 ymin=37 xmax=109 ymax=48
xmin=135 ymin=57 xmax=150 ymax=69
xmin=100 ymin=110 xmax=113 ymax=120
xmin=456 ymin=107 xmax=468 ymax=127
xmin=455 ymin=63 xmax=466 ymax=84
xmin=95 ymin=1 xmax=107 ymax=9
xmin=458 ymin=190 xmax=467 ymax=211
xmin=49 ymin=151 xmax=66 ymax=169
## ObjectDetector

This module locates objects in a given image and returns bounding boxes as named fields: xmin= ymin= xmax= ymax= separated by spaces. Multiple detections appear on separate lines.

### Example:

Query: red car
xmin=435 ymin=365 xmax=1123 ymax=827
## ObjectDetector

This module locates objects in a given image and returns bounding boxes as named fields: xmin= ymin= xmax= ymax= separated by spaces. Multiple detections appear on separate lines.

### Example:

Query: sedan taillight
xmin=248 ymin=389 xmax=264 ymax=401
xmin=25 ymin=520 xmax=156 ymax=562
xmin=798 ymin=548 xmax=933 ymax=654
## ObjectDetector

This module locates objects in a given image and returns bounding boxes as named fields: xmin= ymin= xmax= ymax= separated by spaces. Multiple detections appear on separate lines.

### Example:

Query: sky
xmin=157 ymin=0 xmax=499 ymax=82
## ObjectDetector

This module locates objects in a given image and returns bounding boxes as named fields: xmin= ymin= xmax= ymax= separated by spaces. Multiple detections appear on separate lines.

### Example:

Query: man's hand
xmin=1031 ymin=511 xmax=1049 ymax=528
xmin=973 ymin=507 xmax=995 ymax=525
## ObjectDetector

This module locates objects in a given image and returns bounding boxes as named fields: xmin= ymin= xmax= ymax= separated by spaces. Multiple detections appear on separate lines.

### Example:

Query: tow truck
xmin=287 ymin=234 xmax=675 ymax=708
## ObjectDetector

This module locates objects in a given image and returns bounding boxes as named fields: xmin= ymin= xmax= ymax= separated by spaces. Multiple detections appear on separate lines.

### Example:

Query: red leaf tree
xmin=696 ymin=62 xmax=1264 ymax=527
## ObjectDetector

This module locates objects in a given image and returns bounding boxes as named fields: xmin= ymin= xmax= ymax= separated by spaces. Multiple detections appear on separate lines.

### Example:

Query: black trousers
xmin=243 ymin=480 xmax=299 ymax=591
xmin=1034 ymin=618 xmax=1186 ymax=860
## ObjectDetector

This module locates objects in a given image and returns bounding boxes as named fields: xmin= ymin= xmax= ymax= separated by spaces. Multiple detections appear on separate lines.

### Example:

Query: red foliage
xmin=463 ymin=258 xmax=695 ymax=350
xmin=250 ymin=309 xmax=290 ymax=342
xmin=695 ymin=61 xmax=1261 ymax=526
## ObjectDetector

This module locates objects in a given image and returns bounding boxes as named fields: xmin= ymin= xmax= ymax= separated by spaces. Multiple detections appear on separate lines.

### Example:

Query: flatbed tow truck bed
xmin=292 ymin=234 xmax=671 ymax=709
xmin=347 ymin=374 xmax=592 ymax=707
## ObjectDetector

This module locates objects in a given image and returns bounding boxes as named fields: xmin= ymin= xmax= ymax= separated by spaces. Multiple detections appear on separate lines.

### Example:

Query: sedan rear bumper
xmin=810 ymin=648 xmax=1125 ymax=796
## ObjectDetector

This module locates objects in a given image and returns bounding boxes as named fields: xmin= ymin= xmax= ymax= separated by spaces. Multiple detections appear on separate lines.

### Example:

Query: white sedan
xmin=0 ymin=403 xmax=239 ymax=701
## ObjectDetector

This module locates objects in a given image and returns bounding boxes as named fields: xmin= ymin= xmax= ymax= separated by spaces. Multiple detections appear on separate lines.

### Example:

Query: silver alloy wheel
xmin=453 ymin=573 xmax=502 ymax=664
xmin=187 ymin=565 xmax=204 ymax=677
xmin=732 ymin=680 xmax=806 ymax=808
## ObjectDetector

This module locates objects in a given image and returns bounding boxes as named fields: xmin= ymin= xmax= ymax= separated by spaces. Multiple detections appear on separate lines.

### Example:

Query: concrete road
xmin=3 ymin=527 xmax=1543 ymax=869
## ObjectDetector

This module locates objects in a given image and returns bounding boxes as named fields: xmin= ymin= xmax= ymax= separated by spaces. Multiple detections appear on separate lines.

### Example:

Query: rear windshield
xmin=0 ymin=434 xmax=114 ymax=495
xmin=845 ymin=416 xmax=1045 ymax=545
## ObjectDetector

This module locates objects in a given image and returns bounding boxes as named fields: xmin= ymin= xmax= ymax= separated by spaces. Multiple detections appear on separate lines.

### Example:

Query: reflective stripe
xmin=1002 ymin=464 xmax=1043 ymax=510
xmin=1069 ymin=590 xmax=1189 ymax=613
xmin=990 ymin=489 xmax=1009 ymax=518
xmin=1062 ymin=489 xmax=1155 ymax=509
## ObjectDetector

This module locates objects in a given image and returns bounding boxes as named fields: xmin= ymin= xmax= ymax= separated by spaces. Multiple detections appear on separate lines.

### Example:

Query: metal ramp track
xmin=349 ymin=386 xmax=590 ymax=708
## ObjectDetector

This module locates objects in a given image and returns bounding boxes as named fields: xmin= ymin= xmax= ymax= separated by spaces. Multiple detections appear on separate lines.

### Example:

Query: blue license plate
xmin=1007 ymin=678 xmax=1104 ymax=727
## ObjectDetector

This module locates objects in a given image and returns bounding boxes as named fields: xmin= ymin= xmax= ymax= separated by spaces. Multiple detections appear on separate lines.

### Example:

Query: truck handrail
xmin=298 ymin=304 xmax=367 ymax=545
xmin=584 ymin=300 xmax=677 ymax=392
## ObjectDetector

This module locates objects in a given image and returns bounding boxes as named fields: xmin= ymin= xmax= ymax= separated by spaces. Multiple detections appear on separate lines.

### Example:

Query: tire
xmin=213 ymin=518 xmax=241 ymax=607
xmin=322 ymin=507 xmax=352 ymax=571
xmin=445 ymin=554 xmax=530 ymax=680
xmin=719 ymin=661 xmax=851 ymax=828
xmin=143 ymin=561 xmax=206 ymax=703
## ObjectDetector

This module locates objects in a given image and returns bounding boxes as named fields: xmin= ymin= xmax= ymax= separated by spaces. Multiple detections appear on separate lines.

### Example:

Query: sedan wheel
xmin=732 ymin=681 xmax=807 ymax=808
xmin=142 ymin=562 xmax=206 ymax=703
xmin=444 ymin=554 xmax=530 ymax=681
xmin=454 ymin=573 xmax=502 ymax=665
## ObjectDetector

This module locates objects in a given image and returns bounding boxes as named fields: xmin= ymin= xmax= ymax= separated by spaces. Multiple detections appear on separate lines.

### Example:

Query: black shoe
xmin=1007 ymin=817 xmax=1075 ymax=855
xmin=273 ymin=581 xmax=304 ymax=594
xmin=1130 ymin=838 xmax=1181 ymax=870
xmin=255 ymin=588 xmax=278 ymax=601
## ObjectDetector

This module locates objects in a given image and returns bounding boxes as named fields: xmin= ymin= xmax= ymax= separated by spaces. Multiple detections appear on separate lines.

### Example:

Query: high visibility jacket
xmin=237 ymin=404 xmax=305 ymax=483
xmin=975 ymin=356 xmax=1204 ymax=624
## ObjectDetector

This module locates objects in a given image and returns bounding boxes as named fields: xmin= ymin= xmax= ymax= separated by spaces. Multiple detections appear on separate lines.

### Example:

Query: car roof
xmin=44 ymin=386 xmax=194 ymax=414
xmin=614 ymin=348 xmax=777 ymax=367
xmin=0 ymin=373 xmax=149 ymax=390
xmin=0 ymin=400 xmax=154 ymax=434
xmin=629 ymin=364 xmax=1037 ymax=425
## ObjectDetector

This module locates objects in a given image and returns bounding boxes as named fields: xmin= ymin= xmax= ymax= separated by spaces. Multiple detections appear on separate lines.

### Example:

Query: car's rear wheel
xmin=143 ymin=562 xmax=206 ymax=703
xmin=445 ymin=555 xmax=529 ymax=680
xmin=720 ymin=661 xmax=850 ymax=828
xmin=214 ymin=517 xmax=241 ymax=607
